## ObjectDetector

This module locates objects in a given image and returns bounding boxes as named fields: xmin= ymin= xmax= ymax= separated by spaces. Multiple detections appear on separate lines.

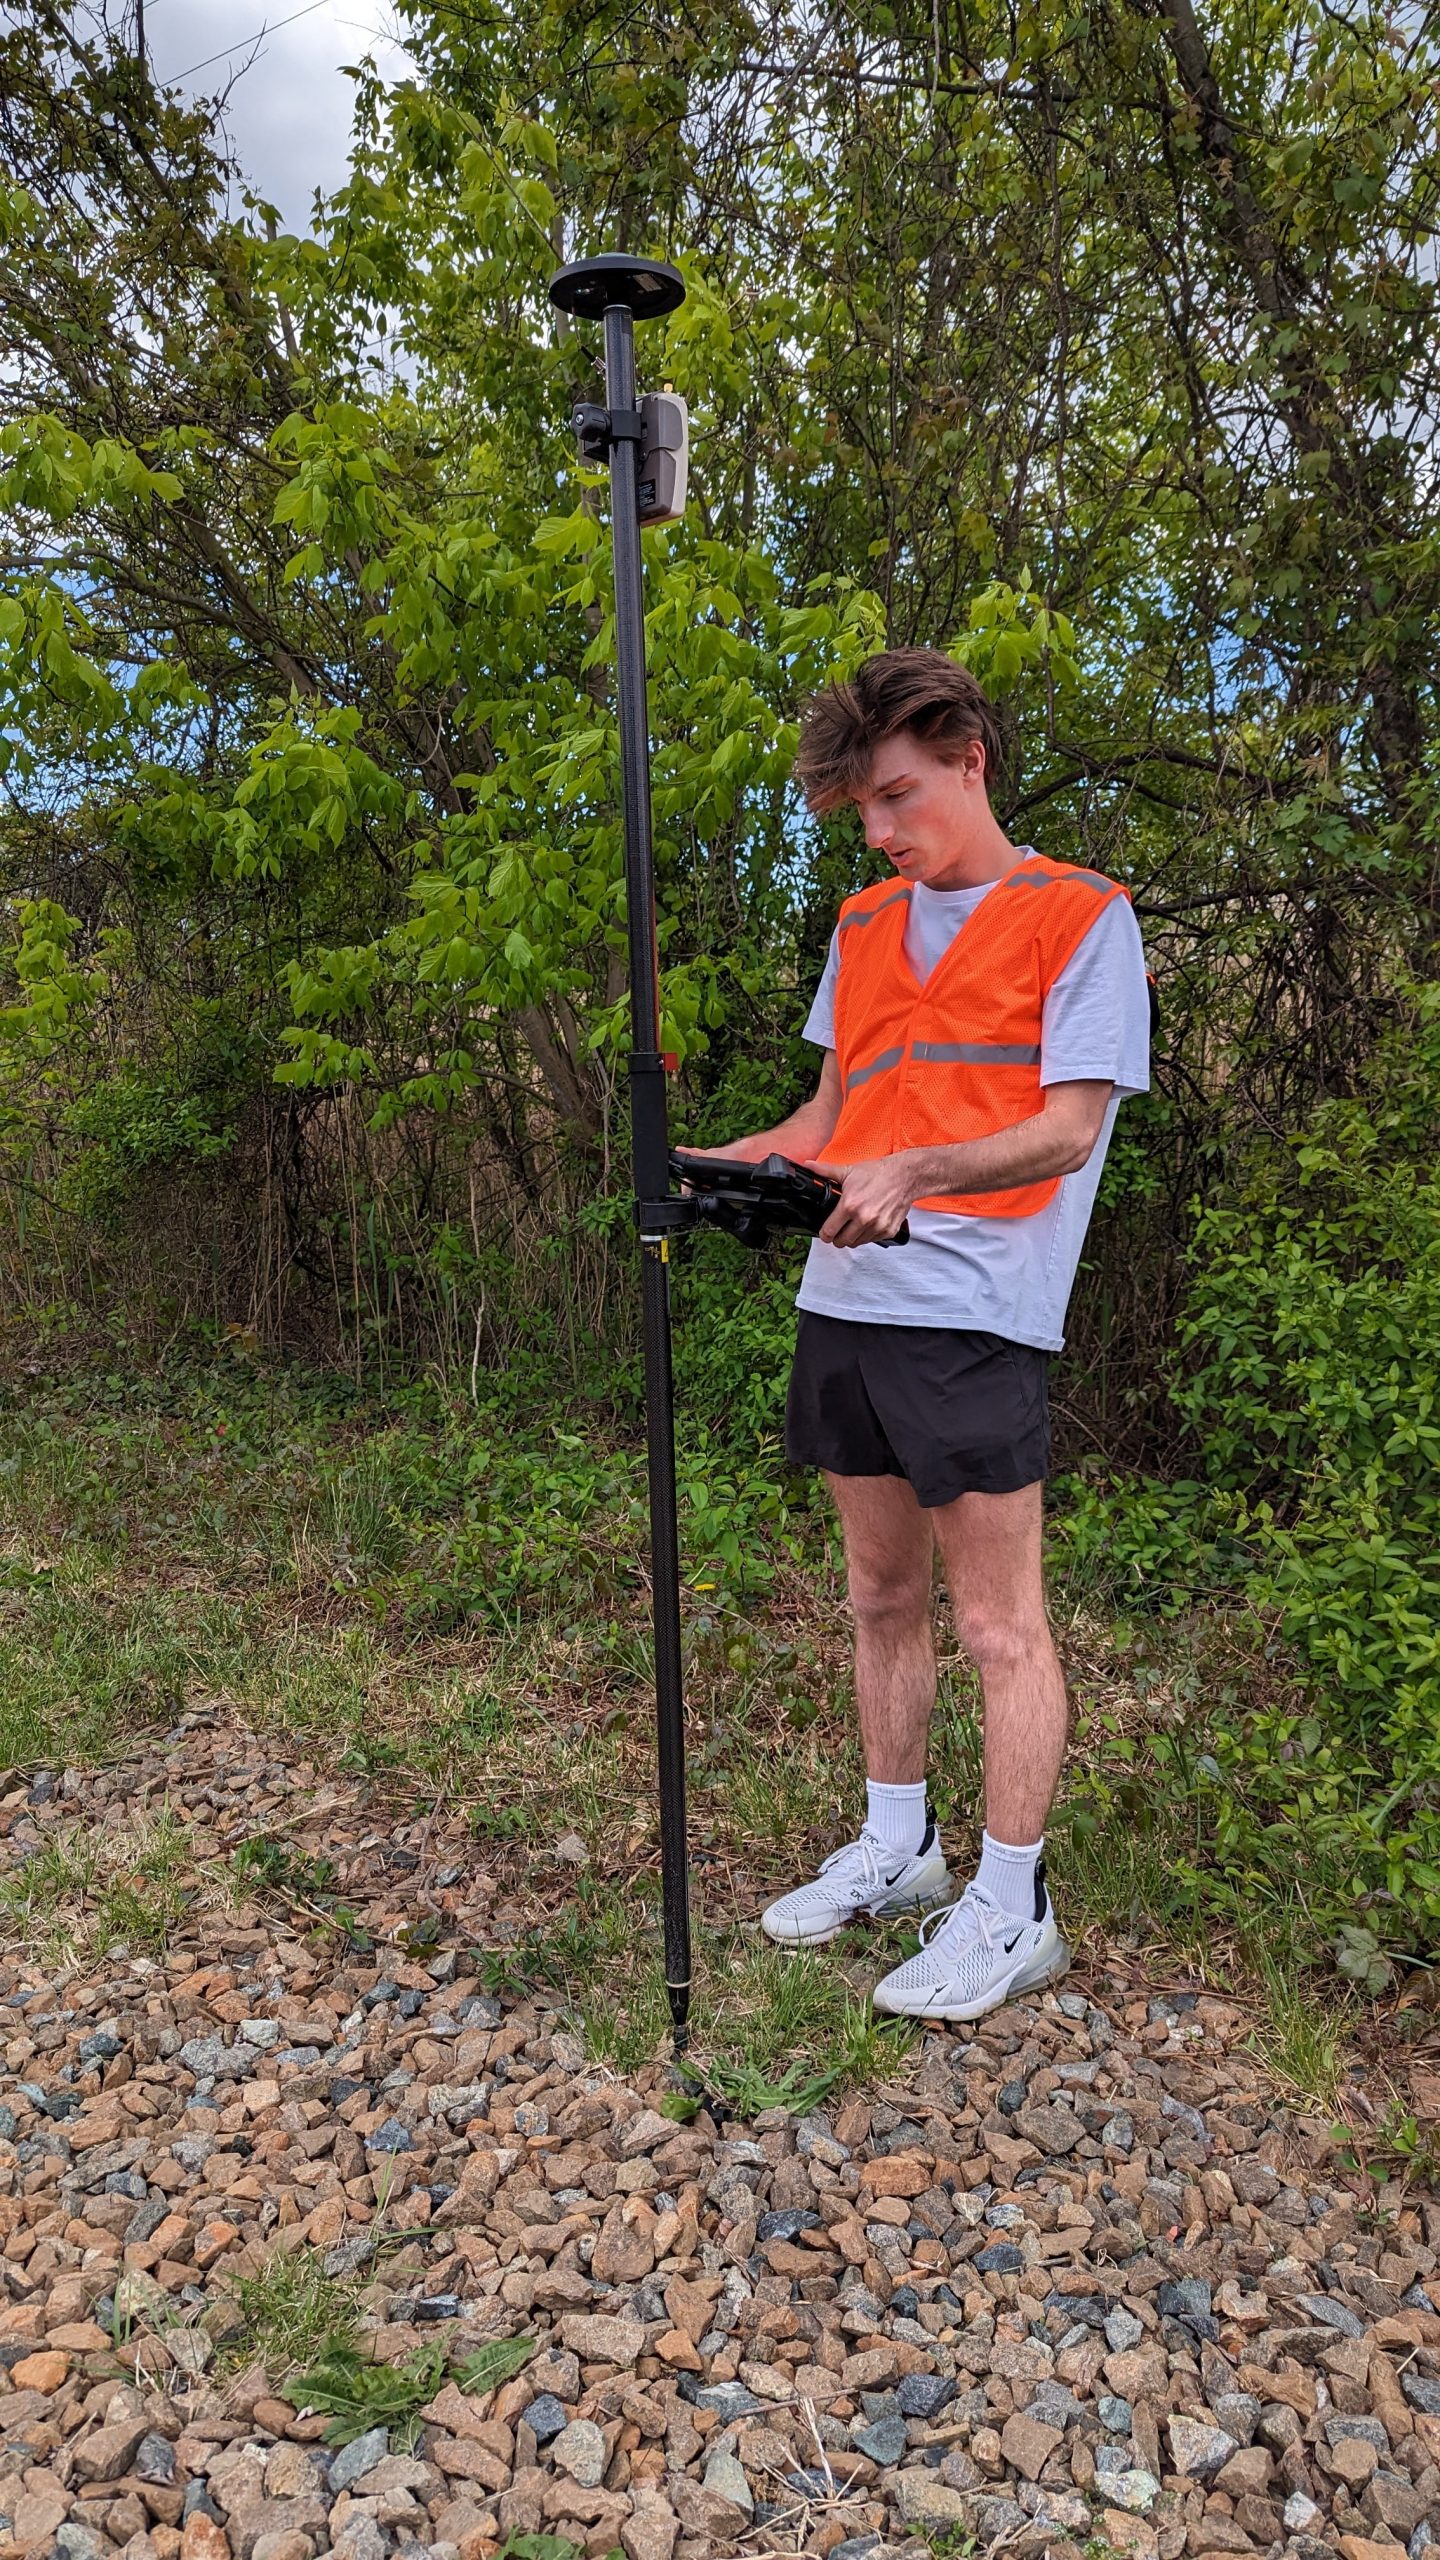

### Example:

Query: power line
xmin=171 ymin=0 xmax=332 ymax=84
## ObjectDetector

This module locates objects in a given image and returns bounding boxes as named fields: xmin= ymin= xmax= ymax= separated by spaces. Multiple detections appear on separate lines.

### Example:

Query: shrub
xmin=1055 ymin=980 xmax=1440 ymax=1966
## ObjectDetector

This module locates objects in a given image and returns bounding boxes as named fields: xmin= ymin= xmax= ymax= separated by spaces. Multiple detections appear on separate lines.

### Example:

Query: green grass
xmin=225 ymin=2246 xmax=365 ymax=2382
xmin=0 ymin=1801 xmax=194 ymax=1965
xmin=482 ymin=1880 xmax=916 ymax=2101
xmin=0 ymin=1349 xmax=1406 ymax=2106
xmin=1243 ymin=1931 xmax=1357 ymax=2113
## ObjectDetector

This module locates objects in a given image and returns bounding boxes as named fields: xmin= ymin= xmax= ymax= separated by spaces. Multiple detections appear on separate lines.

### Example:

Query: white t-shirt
xmin=795 ymin=868 xmax=1151 ymax=1350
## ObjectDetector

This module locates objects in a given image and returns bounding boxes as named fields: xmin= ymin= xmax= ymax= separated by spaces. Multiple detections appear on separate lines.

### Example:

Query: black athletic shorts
xmin=784 ymin=1310 xmax=1051 ymax=1506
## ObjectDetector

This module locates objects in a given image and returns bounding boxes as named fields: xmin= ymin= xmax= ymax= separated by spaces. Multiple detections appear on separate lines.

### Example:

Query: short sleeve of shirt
xmin=802 ymin=929 xmax=842 ymax=1051
xmin=1041 ymin=895 xmax=1150 ymax=1096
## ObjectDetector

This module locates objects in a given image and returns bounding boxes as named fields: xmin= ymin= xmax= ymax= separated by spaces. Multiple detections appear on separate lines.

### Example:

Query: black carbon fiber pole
xmin=549 ymin=255 xmax=691 ymax=2045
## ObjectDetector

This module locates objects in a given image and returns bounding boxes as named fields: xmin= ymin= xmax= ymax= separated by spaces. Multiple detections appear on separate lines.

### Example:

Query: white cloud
xmin=146 ymin=0 xmax=414 ymax=234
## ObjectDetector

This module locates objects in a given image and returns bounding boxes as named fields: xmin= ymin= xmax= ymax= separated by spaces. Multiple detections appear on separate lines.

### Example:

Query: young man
xmin=690 ymin=647 xmax=1150 ymax=2022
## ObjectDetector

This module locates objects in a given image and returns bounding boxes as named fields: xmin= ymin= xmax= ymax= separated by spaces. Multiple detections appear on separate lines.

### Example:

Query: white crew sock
xmin=976 ymin=1829 xmax=1046 ymax=1922
xmin=866 ymin=1779 xmax=929 ymax=1863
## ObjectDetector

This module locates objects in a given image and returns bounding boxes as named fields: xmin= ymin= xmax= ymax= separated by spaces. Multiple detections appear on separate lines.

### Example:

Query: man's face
xmin=849 ymin=729 xmax=987 ymax=888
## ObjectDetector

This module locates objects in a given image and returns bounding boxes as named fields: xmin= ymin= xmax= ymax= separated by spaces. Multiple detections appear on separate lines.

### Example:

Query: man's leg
xmin=759 ymin=1471 xmax=951 ymax=1944
xmin=825 ymin=1470 xmax=936 ymax=1783
xmin=930 ymin=1480 xmax=1067 ymax=1849
xmin=871 ymin=1478 xmax=1070 ymax=2017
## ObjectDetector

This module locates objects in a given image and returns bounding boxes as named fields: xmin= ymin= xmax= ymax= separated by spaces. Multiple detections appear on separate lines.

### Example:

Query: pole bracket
xmin=573 ymin=402 xmax=645 ymax=462
xmin=637 ymin=1196 xmax=699 ymax=1234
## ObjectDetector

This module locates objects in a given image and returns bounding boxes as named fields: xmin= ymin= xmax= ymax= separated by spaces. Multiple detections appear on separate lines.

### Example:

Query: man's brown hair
xmin=793 ymin=645 xmax=1006 ymax=814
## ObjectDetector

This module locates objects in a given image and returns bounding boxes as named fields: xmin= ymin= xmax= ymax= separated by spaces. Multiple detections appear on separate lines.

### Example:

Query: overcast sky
xmin=145 ymin=0 xmax=415 ymax=234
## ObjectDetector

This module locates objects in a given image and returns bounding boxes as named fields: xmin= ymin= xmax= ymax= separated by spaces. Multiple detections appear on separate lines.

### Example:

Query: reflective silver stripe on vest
xmin=912 ymin=1039 xmax=1042 ymax=1067
xmin=837 ymin=885 xmax=913 ymax=931
xmin=843 ymin=1043 xmax=905 ymax=1093
xmin=1006 ymin=865 xmax=1113 ymax=896
xmin=845 ymin=1037 xmax=1039 ymax=1093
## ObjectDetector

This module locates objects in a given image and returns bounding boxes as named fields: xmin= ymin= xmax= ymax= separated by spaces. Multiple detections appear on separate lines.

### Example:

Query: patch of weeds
xmin=1051 ymin=1769 xmax=1212 ymax=1972
xmin=699 ymin=1993 xmax=910 ymax=2120
xmin=701 ymin=1931 xmax=912 ymax=2100
xmin=225 ymin=2246 xmax=362 ymax=2379
xmin=285 ymin=2328 xmax=535 ymax=2452
xmin=1334 ymin=1922 xmax=1396 ymax=1999
xmin=1245 ymin=1934 xmax=1355 ymax=2113
xmin=489 ymin=1884 xmax=670 ymax=2074
xmin=1335 ymin=2103 xmax=1440 ymax=2192
xmin=473 ymin=1944 xmax=532 ymax=2000
xmin=97 ymin=1803 xmax=191 ymax=1953
xmin=709 ymin=1732 xmax=837 ymax=1854
xmin=316 ymin=1444 xmax=415 ymax=1585
xmin=0 ymin=1804 xmax=193 ymax=1963
xmin=0 ymin=1582 xmax=255 ymax=1771
xmin=95 ymin=1879 xmax=173 ymax=1954
xmin=928 ymin=2527 xmax=978 ymax=2559
xmin=306 ymin=1900 xmax=373 ymax=1954
xmin=292 ymin=2337 xmax=448 ymax=2449
xmin=451 ymin=2335 xmax=535 ymax=2393
xmin=0 ymin=1828 xmax=101 ymax=1953
xmin=337 ymin=1730 xmax=409 ymax=1777
xmin=468 ymin=1803 xmax=534 ymax=1845
xmin=507 ymin=1890 xmax=920 ymax=2098
xmin=704 ymin=2054 xmax=847 ymax=2117
xmin=584 ymin=1964 xmax=672 ymax=2076
xmin=232 ymin=1835 xmax=337 ymax=1903
xmin=493 ymin=2536 xmax=586 ymax=2560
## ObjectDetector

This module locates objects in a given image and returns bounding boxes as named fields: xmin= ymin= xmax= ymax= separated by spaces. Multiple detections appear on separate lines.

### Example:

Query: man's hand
xmin=809 ymin=1151 xmax=925 ymax=1246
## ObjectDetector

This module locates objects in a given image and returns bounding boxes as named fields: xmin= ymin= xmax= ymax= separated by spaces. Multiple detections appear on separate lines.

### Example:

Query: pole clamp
xmin=629 ymin=1049 xmax=678 ymax=1075
xmin=637 ymin=1196 xmax=699 ymax=1234
xmin=573 ymin=402 xmax=645 ymax=462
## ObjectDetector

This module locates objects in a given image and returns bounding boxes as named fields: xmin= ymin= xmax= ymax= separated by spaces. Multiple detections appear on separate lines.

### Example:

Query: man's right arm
xmin=679 ymin=1049 xmax=843 ymax=1167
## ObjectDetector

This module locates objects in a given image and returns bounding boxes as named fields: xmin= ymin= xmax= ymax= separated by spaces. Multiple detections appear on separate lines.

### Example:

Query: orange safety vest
xmin=828 ymin=852 xmax=1130 ymax=1218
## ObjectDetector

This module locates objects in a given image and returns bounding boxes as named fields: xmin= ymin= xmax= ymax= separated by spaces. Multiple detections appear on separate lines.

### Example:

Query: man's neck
xmin=919 ymin=827 xmax=1022 ymax=892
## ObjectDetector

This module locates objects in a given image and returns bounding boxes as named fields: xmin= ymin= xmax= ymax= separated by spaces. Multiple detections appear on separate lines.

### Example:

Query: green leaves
xmin=292 ymin=2330 xmax=533 ymax=2449
xmin=0 ymin=416 xmax=180 ymax=524
xmin=451 ymin=2333 xmax=535 ymax=2393
xmin=292 ymin=2339 xmax=449 ymax=2448
xmin=955 ymin=580 xmax=1081 ymax=696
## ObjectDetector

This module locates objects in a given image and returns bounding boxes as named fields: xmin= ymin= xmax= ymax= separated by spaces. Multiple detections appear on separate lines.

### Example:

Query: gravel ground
xmin=0 ymin=1715 xmax=1437 ymax=2560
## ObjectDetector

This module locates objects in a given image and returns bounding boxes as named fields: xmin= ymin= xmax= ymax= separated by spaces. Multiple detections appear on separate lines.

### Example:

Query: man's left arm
xmin=813 ymin=1081 xmax=1113 ymax=1248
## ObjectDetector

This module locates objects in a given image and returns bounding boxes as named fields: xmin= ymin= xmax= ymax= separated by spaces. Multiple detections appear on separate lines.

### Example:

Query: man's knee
xmin=849 ymin=1568 xmax=931 ymax=1634
xmin=955 ymin=1601 xmax=1050 ymax=1675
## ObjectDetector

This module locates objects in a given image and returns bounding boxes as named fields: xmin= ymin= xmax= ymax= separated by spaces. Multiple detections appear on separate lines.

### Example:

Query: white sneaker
xmin=761 ymin=1822 xmax=951 ymax=1948
xmin=871 ymin=1879 xmax=1069 ymax=2020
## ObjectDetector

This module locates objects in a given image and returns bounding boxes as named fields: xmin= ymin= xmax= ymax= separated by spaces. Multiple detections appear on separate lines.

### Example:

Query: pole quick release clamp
xmin=573 ymin=402 xmax=645 ymax=462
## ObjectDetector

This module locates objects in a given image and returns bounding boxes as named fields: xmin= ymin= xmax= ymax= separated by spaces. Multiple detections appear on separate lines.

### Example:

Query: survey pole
xmin=547 ymin=253 xmax=692 ymax=2044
